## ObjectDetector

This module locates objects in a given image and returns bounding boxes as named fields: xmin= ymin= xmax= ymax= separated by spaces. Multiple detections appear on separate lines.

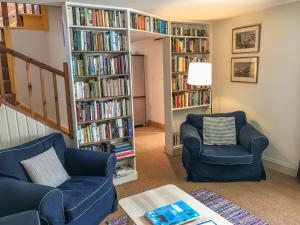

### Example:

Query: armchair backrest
xmin=0 ymin=133 xmax=66 ymax=182
xmin=186 ymin=111 xmax=247 ymax=138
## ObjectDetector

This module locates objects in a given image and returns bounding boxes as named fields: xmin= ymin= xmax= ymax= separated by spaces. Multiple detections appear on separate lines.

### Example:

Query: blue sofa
xmin=0 ymin=133 xmax=117 ymax=225
xmin=180 ymin=111 xmax=269 ymax=182
xmin=0 ymin=210 xmax=40 ymax=225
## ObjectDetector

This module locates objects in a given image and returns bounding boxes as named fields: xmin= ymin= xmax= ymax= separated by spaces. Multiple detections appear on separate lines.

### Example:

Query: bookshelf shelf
xmin=117 ymin=154 xmax=136 ymax=161
xmin=69 ymin=25 xmax=127 ymax=31
xmin=75 ymin=95 xmax=130 ymax=102
xmin=172 ymin=104 xmax=210 ymax=111
xmin=77 ymin=115 xmax=131 ymax=125
xmin=172 ymin=88 xmax=209 ymax=93
xmin=172 ymin=35 xmax=209 ymax=39
xmin=74 ymin=74 xmax=130 ymax=79
xmin=79 ymin=136 xmax=133 ymax=147
xmin=171 ymin=52 xmax=210 ymax=55
xmin=72 ymin=50 xmax=129 ymax=54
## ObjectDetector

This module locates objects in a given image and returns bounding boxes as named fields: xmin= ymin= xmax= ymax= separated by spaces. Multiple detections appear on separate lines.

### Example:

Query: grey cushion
xmin=21 ymin=147 xmax=70 ymax=187
xmin=203 ymin=117 xmax=237 ymax=145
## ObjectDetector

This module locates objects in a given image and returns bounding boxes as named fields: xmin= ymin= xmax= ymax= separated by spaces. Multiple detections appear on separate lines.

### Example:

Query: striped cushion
xmin=203 ymin=117 xmax=237 ymax=145
xmin=21 ymin=147 xmax=70 ymax=187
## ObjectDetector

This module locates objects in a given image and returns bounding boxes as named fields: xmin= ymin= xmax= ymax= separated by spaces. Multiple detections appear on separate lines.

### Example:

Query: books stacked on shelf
xmin=72 ymin=30 xmax=127 ymax=52
xmin=69 ymin=7 xmax=126 ymax=28
xmin=172 ymin=56 xmax=207 ymax=73
xmin=75 ymin=77 xmax=131 ymax=99
xmin=76 ymin=98 xmax=131 ymax=123
xmin=81 ymin=143 xmax=109 ymax=152
xmin=130 ymin=13 xmax=151 ymax=32
xmin=171 ymin=38 xmax=185 ymax=53
xmin=77 ymin=118 xmax=133 ymax=145
xmin=172 ymin=26 xmax=207 ymax=37
xmin=152 ymin=18 xmax=168 ymax=34
xmin=172 ymin=90 xmax=210 ymax=109
xmin=172 ymin=75 xmax=205 ymax=91
xmin=72 ymin=54 xmax=129 ymax=76
xmin=173 ymin=132 xmax=181 ymax=147
xmin=114 ymin=165 xmax=136 ymax=178
xmin=111 ymin=142 xmax=134 ymax=159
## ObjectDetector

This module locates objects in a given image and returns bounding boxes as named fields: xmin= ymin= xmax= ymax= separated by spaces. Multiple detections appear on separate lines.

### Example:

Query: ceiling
xmin=18 ymin=0 xmax=300 ymax=21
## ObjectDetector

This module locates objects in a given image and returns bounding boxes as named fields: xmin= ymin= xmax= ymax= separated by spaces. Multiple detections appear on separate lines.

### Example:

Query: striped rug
xmin=107 ymin=189 xmax=268 ymax=225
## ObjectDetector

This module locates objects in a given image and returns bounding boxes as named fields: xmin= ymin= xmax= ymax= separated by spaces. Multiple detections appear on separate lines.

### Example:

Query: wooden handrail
xmin=0 ymin=44 xmax=73 ymax=138
xmin=0 ymin=44 xmax=64 ymax=76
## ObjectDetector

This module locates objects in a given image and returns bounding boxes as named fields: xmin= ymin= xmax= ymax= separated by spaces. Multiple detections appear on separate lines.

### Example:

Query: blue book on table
xmin=144 ymin=200 xmax=200 ymax=225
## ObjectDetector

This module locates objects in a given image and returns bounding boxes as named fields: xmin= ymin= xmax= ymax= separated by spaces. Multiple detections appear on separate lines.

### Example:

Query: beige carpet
xmin=103 ymin=126 xmax=300 ymax=225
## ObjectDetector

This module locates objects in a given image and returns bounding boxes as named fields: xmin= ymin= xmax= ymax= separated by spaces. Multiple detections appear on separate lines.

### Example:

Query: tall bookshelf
xmin=63 ymin=2 xmax=137 ymax=185
xmin=164 ymin=22 xmax=212 ymax=155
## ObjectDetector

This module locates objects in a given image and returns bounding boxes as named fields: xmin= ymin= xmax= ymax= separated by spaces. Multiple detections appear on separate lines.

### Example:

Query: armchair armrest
xmin=0 ymin=210 xmax=40 ymax=225
xmin=65 ymin=148 xmax=116 ymax=178
xmin=239 ymin=123 xmax=269 ymax=155
xmin=0 ymin=178 xmax=64 ymax=224
xmin=180 ymin=123 xmax=203 ymax=157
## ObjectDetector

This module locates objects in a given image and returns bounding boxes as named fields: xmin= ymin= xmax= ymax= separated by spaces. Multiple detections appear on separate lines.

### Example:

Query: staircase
xmin=0 ymin=27 xmax=73 ymax=139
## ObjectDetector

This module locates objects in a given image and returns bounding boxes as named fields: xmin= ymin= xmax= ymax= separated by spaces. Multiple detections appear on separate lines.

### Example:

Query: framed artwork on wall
xmin=232 ymin=24 xmax=261 ymax=54
xmin=231 ymin=57 xmax=259 ymax=83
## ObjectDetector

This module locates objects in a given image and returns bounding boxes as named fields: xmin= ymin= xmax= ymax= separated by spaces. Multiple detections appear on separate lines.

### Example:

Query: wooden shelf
xmin=77 ymin=115 xmax=131 ymax=125
xmin=69 ymin=25 xmax=127 ymax=31
xmin=172 ymin=52 xmax=209 ymax=55
xmin=172 ymin=88 xmax=210 ymax=93
xmin=72 ymin=50 xmax=128 ymax=54
xmin=76 ymin=95 xmax=131 ymax=102
xmin=74 ymin=74 xmax=130 ymax=79
xmin=172 ymin=104 xmax=210 ymax=111
xmin=171 ymin=35 xmax=209 ymax=39
xmin=79 ymin=136 xmax=133 ymax=147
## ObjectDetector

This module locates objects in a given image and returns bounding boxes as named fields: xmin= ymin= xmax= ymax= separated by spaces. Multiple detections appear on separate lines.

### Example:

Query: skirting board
xmin=262 ymin=156 xmax=298 ymax=177
xmin=147 ymin=120 xmax=165 ymax=129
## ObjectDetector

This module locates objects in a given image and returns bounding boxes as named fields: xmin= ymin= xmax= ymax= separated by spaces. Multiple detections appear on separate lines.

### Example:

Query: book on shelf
xmin=114 ymin=165 xmax=136 ymax=178
xmin=115 ymin=150 xmax=134 ymax=158
xmin=130 ymin=13 xmax=151 ymax=32
xmin=75 ymin=77 xmax=131 ymax=100
xmin=172 ymin=90 xmax=210 ymax=108
xmin=69 ymin=6 xmax=126 ymax=28
xmin=77 ymin=118 xmax=133 ymax=145
xmin=72 ymin=30 xmax=128 ymax=52
xmin=76 ymin=98 xmax=131 ymax=123
xmin=172 ymin=37 xmax=209 ymax=54
xmin=152 ymin=18 xmax=168 ymax=34
xmin=172 ymin=56 xmax=207 ymax=73
xmin=172 ymin=26 xmax=207 ymax=37
xmin=172 ymin=75 xmax=208 ymax=92
xmin=173 ymin=132 xmax=181 ymax=147
xmin=72 ymin=54 xmax=129 ymax=76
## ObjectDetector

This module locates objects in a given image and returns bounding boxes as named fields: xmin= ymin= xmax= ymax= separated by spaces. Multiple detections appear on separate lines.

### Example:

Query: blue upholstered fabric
xmin=181 ymin=111 xmax=269 ymax=182
xmin=0 ymin=133 xmax=118 ymax=225
xmin=59 ymin=176 xmax=113 ymax=223
xmin=200 ymin=145 xmax=253 ymax=165
xmin=0 ymin=210 xmax=40 ymax=225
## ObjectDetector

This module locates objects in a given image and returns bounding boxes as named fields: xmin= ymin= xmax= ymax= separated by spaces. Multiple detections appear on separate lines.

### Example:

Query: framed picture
xmin=231 ymin=57 xmax=259 ymax=83
xmin=232 ymin=24 xmax=261 ymax=53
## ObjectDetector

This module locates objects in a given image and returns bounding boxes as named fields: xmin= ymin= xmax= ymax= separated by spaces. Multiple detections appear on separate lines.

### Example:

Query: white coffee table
xmin=119 ymin=184 xmax=232 ymax=225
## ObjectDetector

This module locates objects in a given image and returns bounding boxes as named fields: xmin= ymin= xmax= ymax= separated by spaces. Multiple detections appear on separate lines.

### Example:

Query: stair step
xmin=3 ymin=80 xmax=12 ymax=94
xmin=4 ymin=93 xmax=16 ymax=105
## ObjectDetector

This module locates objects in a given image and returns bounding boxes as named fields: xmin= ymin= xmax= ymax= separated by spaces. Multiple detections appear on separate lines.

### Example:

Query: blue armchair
xmin=0 ymin=133 xmax=117 ymax=225
xmin=180 ymin=111 xmax=269 ymax=182
xmin=0 ymin=210 xmax=40 ymax=225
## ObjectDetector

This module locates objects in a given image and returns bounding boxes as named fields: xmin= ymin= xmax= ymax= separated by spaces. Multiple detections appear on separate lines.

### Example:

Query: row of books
xmin=76 ymin=98 xmax=131 ymax=123
xmin=172 ymin=75 xmax=202 ymax=92
xmin=173 ymin=132 xmax=181 ymax=147
xmin=72 ymin=54 xmax=129 ymax=76
xmin=172 ymin=90 xmax=211 ymax=108
xmin=172 ymin=56 xmax=207 ymax=73
xmin=75 ymin=77 xmax=131 ymax=99
xmin=114 ymin=165 xmax=136 ymax=178
xmin=111 ymin=142 xmax=134 ymax=159
xmin=72 ymin=30 xmax=128 ymax=52
xmin=172 ymin=26 xmax=207 ymax=37
xmin=69 ymin=7 xmax=126 ymax=28
xmin=153 ymin=18 xmax=168 ymax=34
xmin=130 ymin=13 xmax=151 ymax=32
xmin=77 ymin=118 xmax=133 ymax=145
xmin=171 ymin=38 xmax=209 ymax=53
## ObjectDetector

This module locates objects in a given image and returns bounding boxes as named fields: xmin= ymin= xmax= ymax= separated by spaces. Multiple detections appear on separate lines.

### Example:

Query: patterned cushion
xmin=21 ymin=147 xmax=70 ymax=187
xmin=203 ymin=117 xmax=237 ymax=145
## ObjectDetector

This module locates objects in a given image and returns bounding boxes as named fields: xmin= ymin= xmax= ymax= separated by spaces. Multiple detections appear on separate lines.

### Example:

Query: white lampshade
xmin=187 ymin=62 xmax=212 ymax=86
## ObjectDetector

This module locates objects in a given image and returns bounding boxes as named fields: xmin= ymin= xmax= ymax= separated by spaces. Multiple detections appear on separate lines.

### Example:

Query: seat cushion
xmin=59 ymin=176 xmax=113 ymax=223
xmin=200 ymin=145 xmax=253 ymax=165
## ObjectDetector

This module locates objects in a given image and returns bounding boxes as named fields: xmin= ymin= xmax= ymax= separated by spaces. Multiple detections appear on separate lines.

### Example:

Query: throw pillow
xmin=203 ymin=116 xmax=237 ymax=145
xmin=21 ymin=147 xmax=70 ymax=187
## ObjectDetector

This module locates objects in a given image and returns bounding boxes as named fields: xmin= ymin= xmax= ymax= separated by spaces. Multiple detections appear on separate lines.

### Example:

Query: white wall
xmin=212 ymin=2 xmax=300 ymax=175
xmin=131 ymin=38 xmax=165 ymax=125
xmin=9 ymin=6 xmax=69 ymax=129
